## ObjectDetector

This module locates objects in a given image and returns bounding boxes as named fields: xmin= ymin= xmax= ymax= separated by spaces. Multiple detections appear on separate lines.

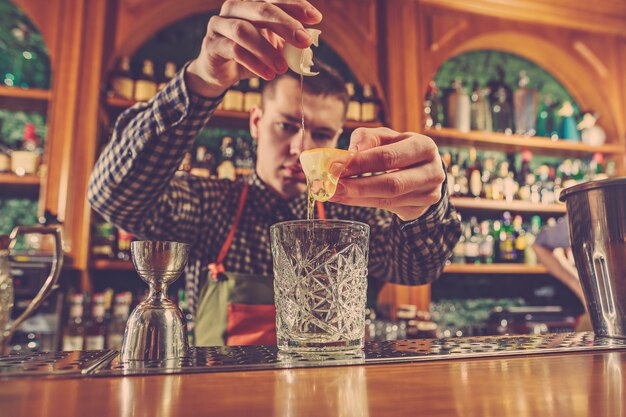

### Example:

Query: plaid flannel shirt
xmin=88 ymin=68 xmax=462 ymax=315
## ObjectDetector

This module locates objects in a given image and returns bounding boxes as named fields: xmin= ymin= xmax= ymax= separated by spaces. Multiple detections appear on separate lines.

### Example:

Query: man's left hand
xmin=330 ymin=127 xmax=446 ymax=221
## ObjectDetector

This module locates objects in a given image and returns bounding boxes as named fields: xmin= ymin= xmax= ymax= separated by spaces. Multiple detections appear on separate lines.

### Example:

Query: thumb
xmin=348 ymin=127 xmax=399 ymax=152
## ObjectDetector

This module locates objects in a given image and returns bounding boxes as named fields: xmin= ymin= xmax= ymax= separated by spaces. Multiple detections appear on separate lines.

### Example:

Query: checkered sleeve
xmin=87 ymin=66 xmax=222 ymax=245
xmin=366 ymin=181 xmax=462 ymax=285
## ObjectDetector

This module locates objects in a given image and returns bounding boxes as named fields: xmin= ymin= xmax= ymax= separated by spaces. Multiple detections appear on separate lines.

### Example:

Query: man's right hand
xmin=185 ymin=0 xmax=322 ymax=98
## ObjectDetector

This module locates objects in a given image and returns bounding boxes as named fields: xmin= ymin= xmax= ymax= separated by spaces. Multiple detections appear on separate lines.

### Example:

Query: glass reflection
xmin=273 ymin=366 xmax=369 ymax=417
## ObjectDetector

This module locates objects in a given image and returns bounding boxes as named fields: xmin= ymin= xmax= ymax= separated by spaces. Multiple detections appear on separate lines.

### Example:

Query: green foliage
xmin=0 ymin=109 xmax=46 ymax=148
xmin=0 ymin=198 xmax=38 ymax=235
xmin=0 ymin=0 xmax=51 ymax=88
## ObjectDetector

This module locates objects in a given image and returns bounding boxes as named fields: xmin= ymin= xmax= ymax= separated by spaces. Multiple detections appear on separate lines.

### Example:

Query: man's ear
xmin=249 ymin=104 xmax=263 ymax=141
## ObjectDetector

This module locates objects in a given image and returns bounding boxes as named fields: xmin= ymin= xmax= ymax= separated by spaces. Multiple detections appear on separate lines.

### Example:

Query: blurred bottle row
xmin=107 ymin=58 xmax=177 ymax=102
xmin=430 ymin=298 xmax=577 ymax=337
xmin=177 ymin=135 xmax=255 ymax=181
xmin=442 ymin=147 xmax=613 ymax=204
xmin=425 ymin=69 xmax=606 ymax=146
xmin=451 ymin=213 xmax=547 ymax=265
xmin=62 ymin=289 xmax=194 ymax=351
xmin=107 ymin=58 xmax=385 ymax=123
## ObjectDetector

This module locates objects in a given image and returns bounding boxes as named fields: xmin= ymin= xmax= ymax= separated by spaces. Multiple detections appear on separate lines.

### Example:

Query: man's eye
xmin=278 ymin=122 xmax=300 ymax=134
xmin=312 ymin=132 xmax=333 ymax=142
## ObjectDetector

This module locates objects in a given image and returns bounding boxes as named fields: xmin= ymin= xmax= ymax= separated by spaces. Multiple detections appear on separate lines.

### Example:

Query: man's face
xmin=250 ymin=77 xmax=345 ymax=199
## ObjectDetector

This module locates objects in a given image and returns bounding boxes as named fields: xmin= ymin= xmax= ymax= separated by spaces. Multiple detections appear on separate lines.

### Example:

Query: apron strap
xmin=208 ymin=182 xmax=327 ymax=280
xmin=209 ymin=181 xmax=250 ymax=280
xmin=316 ymin=201 xmax=326 ymax=220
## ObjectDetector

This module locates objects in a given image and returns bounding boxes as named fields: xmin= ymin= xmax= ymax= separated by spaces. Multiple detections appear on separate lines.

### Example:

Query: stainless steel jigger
xmin=120 ymin=241 xmax=190 ymax=362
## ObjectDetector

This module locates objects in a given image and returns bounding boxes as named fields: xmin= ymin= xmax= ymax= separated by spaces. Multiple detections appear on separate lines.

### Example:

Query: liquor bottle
xmin=513 ymin=215 xmax=527 ymax=263
xmin=481 ymin=157 xmax=495 ymax=200
xmin=455 ymin=151 xmax=469 ymax=197
xmin=500 ymin=158 xmax=518 ymax=202
xmin=441 ymin=151 xmax=455 ymax=197
xmin=589 ymin=152 xmax=607 ymax=181
xmin=536 ymin=94 xmax=559 ymax=139
xmin=470 ymin=81 xmax=492 ymax=132
xmin=243 ymin=77 xmax=262 ymax=112
xmin=513 ymin=71 xmax=538 ymax=136
xmin=62 ymin=294 xmax=85 ymax=351
xmin=217 ymin=136 xmax=237 ymax=181
xmin=464 ymin=217 xmax=481 ymax=264
xmin=234 ymin=137 xmax=255 ymax=178
xmin=106 ymin=292 xmax=131 ymax=350
xmin=498 ymin=212 xmax=518 ymax=263
xmin=446 ymin=79 xmax=471 ymax=132
xmin=134 ymin=60 xmax=158 ymax=102
xmin=361 ymin=84 xmax=380 ymax=122
xmin=109 ymin=57 xmax=134 ymax=100
xmin=539 ymin=165 xmax=557 ymax=204
xmin=92 ymin=220 xmax=117 ymax=259
xmin=346 ymin=82 xmax=361 ymax=121
xmin=190 ymin=145 xmax=212 ymax=178
xmin=84 ymin=293 xmax=106 ymax=350
xmin=176 ymin=152 xmax=193 ymax=176
xmin=178 ymin=290 xmax=195 ymax=346
xmin=557 ymin=101 xmax=581 ymax=142
xmin=222 ymin=81 xmax=245 ymax=111
xmin=158 ymin=61 xmax=177 ymax=91
xmin=488 ymin=67 xmax=514 ymax=134
xmin=452 ymin=221 xmax=466 ymax=264
xmin=424 ymin=81 xmax=443 ymax=129
xmin=466 ymin=147 xmax=483 ymax=198
xmin=478 ymin=221 xmax=494 ymax=264
xmin=116 ymin=229 xmax=132 ymax=261
xmin=524 ymin=216 xmax=542 ymax=265
xmin=102 ymin=288 xmax=114 ymax=326
xmin=491 ymin=220 xmax=502 ymax=262
xmin=517 ymin=150 xmax=533 ymax=202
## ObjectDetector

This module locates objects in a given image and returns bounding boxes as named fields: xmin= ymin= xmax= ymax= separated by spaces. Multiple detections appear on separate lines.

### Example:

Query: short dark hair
xmin=261 ymin=60 xmax=349 ymax=119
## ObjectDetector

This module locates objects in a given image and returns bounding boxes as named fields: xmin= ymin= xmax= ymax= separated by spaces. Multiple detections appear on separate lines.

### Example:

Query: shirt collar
xmin=248 ymin=172 xmax=308 ymax=218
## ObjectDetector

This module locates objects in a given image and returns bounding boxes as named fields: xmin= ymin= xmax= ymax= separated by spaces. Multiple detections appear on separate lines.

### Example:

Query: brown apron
xmin=195 ymin=182 xmax=326 ymax=346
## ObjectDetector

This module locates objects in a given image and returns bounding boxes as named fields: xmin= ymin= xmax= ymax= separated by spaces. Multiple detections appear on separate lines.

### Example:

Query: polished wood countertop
xmin=2 ymin=350 xmax=625 ymax=417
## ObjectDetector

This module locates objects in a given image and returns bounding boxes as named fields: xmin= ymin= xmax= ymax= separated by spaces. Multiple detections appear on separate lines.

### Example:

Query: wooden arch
xmin=111 ymin=0 xmax=381 ymax=87
xmin=10 ymin=0 xmax=55 ymax=70
xmin=425 ymin=30 xmax=619 ymax=140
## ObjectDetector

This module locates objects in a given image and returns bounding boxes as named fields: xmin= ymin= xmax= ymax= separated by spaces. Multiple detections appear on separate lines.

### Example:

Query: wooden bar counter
xmin=2 ymin=350 xmax=625 ymax=416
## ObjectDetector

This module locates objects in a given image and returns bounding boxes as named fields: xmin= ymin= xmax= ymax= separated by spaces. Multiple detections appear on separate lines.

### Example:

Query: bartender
xmin=88 ymin=0 xmax=461 ymax=346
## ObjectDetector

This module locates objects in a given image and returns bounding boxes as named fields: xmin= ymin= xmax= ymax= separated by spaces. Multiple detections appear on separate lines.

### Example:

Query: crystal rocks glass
xmin=270 ymin=220 xmax=370 ymax=352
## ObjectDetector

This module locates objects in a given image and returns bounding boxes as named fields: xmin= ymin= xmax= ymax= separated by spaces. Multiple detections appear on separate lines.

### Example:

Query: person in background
xmin=88 ymin=0 xmax=461 ymax=345
xmin=533 ymin=216 xmax=591 ymax=331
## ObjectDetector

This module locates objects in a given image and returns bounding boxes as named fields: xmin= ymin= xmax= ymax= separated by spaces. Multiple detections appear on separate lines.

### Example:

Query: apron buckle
xmin=208 ymin=262 xmax=227 ymax=282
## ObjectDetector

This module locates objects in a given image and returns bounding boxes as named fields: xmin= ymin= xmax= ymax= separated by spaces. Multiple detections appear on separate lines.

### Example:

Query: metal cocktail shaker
xmin=560 ymin=177 xmax=626 ymax=338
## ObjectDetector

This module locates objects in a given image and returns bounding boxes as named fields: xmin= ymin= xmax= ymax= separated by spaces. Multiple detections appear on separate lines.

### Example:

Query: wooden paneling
xmin=379 ymin=0 xmax=421 ymax=131
xmin=65 ymin=0 xmax=113 ymax=275
xmin=3 ymin=351 xmax=625 ymax=416
xmin=617 ymin=36 xmax=626 ymax=173
xmin=420 ymin=0 xmax=626 ymax=36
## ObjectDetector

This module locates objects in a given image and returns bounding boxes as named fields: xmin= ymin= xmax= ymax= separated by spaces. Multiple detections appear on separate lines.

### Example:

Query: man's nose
xmin=289 ymin=130 xmax=315 ymax=155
